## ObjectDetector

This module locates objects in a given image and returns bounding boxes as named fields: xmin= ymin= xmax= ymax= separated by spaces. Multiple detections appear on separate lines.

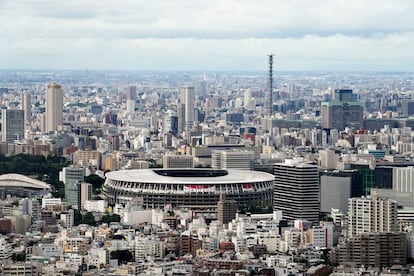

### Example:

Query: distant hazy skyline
xmin=1 ymin=0 xmax=414 ymax=71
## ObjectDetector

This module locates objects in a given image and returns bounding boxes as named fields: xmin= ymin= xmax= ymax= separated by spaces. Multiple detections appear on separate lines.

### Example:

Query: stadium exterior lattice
xmin=103 ymin=168 xmax=274 ymax=209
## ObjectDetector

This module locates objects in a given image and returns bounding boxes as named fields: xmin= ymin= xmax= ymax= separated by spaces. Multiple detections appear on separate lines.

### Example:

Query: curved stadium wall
xmin=103 ymin=168 xmax=274 ymax=209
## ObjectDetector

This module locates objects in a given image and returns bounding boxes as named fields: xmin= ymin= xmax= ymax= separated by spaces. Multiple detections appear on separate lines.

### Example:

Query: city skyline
xmin=1 ymin=0 xmax=414 ymax=71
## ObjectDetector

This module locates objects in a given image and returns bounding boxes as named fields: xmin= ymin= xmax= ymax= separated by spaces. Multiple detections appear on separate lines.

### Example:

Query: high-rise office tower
xmin=180 ymin=86 xmax=195 ymax=131
xmin=347 ymin=193 xmax=398 ymax=238
xmin=1 ymin=109 xmax=24 ymax=143
xmin=194 ymin=79 xmax=207 ymax=99
xmin=126 ymin=85 xmax=137 ymax=101
xmin=273 ymin=158 xmax=319 ymax=223
xmin=333 ymin=89 xmax=357 ymax=102
xmin=60 ymin=166 xmax=85 ymax=209
xmin=321 ymin=89 xmax=363 ymax=130
xmin=22 ymin=91 xmax=31 ymax=123
xmin=45 ymin=83 xmax=63 ymax=132
xmin=177 ymin=103 xmax=185 ymax=135
xmin=163 ymin=112 xmax=179 ymax=135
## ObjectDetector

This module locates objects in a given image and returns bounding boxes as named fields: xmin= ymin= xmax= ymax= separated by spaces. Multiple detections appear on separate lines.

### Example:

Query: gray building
xmin=321 ymin=101 xmax=363 ymax=130
xmin=320 ymin=175 xmax=351 ymax=214
xmin=125 ymin=85 xmax=137 ymax=101
xmin=1 ymin=109 xmax=24 ymax=143
xmin=320 ymin=170 xmax=364 ymax=214
xmin=321 ymin=89 xmax=363 ymax=130
xmin=60 ymin=166 xmax=85 ymax=209
xmin=372 ymin=166 xmax=414 ymax=208
xmin=402 ymin=99 xmax=414 ymax=117
xmin=180 ymin=86 xmax=195 ymax=131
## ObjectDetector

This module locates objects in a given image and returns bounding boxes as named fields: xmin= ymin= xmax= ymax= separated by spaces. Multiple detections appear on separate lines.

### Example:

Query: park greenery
xmin=0 ymin=154 xmax=68 ymax=197
xmin=0 ymin=153 xmax=105 ymax=198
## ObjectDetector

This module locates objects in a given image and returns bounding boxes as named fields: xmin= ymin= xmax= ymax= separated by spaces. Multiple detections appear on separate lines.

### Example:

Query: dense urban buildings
xmin=0 ymin=70 xmax=414 ymax=274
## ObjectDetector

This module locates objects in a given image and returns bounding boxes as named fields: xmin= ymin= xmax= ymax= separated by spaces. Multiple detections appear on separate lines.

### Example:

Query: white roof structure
xmin=0 ymin=173 xmax=51 ymax=190
xmin=106 ymin=168 xmax=274 ymax=185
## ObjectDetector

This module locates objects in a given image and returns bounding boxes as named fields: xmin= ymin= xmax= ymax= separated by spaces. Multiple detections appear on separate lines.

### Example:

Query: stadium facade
xmin=103 ymin=168 xmax=274 ymax=210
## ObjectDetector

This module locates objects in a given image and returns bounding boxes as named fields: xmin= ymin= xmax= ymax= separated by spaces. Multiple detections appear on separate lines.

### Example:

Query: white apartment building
xmin=347 ymin=194 xmax=398 ymax=238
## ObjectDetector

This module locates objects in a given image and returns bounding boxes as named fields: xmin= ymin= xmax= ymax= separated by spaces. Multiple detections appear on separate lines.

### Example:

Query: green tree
xmin=85 ymin=174 xmax=105 ymax=194
xmin=12 ymin=252 xmax=26 ymax=262
xmin=73 ymin=209 xmax=82 ymax=226
xmin=81 ymin=212 xmax=97 ymax=226
xmin=101 ymin=214 xmax=121 ymax=224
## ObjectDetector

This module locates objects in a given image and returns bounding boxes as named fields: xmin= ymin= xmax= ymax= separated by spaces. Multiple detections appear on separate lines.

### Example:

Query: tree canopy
xmin=0 ymin=154 xmax=69 ymax=197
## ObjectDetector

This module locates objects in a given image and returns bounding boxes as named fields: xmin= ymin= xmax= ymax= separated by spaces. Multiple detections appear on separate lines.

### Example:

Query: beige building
xmin=348 ymin=194 xmax=398 ymax=238
xmin=79 ymin=182 xmax=92 ymax=210
xmin=45 ymin=83 xmax=63 ymax=132
xmin=180 ymin=86 xmax=195 ymax=131
xmin=212 ymin=150 xmax=255 ymax=170
xmin=163 ymin=154 xmax=194 ymax=168
xmin=74 ymin=150 xmax=102 ymax=169
xmin=217 ymin=194 xmax=238 ymax=224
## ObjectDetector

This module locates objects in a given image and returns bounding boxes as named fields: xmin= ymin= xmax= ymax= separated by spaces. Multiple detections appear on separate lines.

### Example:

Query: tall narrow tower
xmin=46 ymin=83 xmax=63 ymax=132
xmin=22 ymin=91 xmax=31 ymax=123
xmin=268 ymin=54 xmax=274 ymax=115
xmin=180 ymin=86 xmax=195 ymax=131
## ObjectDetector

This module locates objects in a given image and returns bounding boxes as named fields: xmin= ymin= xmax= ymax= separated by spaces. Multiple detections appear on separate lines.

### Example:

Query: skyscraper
xmin=321 ymin=89 xmax=363 ymax=130
xmin=60 ymin=166 xmax=85 ymax=209
xmin=22 ymin=91 xmax=31 ymax=123
xmin=333 ymin=89 xmax=357 ymax=102
xmin=180 ymin=86 xmax=195 ymax=131
xmin=177 ymin=103 xmax=185 ymax=135
xmin=125 ymin=85 xmax=137 ymax=101
xmin=1 ymin=109 xmax=24 ymax=143
xmin=45 ymin=83 xmax=63 ymax=132
xmin=273 ymin=158 xmax=319 ymax=223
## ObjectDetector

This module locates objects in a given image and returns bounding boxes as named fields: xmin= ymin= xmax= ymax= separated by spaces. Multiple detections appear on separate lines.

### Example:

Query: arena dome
xmin=0 ymin=173 xmax=51 ymax=197
xmin=103 ymin=168 xmax=274 ymax=209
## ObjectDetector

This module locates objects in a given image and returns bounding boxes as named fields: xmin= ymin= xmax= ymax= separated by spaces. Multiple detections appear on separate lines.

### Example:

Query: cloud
xmin=1 ymin=0 xmax=414 ymax=39
xmin=0 ymin=0 xmax=413 ymax=70
xmin=2 ymin=33 xmax=414 ymax=71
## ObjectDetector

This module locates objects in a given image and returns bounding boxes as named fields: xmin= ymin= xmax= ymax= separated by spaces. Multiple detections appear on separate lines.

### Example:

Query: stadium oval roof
xmin=0 ymin=174 xmax=51 ymax=190
xmin=106 ymin=168 xmax=274 ymax=184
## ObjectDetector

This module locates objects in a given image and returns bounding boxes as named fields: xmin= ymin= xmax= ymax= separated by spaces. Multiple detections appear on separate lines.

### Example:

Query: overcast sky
xmin=1 ymin=0 xmax=414 ymax=71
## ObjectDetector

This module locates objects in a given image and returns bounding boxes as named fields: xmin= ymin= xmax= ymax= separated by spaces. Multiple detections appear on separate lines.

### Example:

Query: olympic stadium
xmin=103 ymin=168 xmax=274 ymax=209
